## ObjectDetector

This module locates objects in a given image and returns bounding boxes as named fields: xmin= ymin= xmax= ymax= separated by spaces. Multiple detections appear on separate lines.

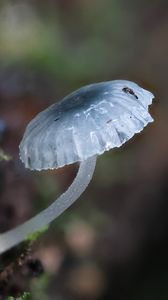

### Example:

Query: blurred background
xmin=0 ymin=0 xmax=168 ymax=299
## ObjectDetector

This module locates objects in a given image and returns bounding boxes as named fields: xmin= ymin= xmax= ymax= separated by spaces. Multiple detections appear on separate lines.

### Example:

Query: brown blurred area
xmin=0 ymin=0 xmax=168 ymax=299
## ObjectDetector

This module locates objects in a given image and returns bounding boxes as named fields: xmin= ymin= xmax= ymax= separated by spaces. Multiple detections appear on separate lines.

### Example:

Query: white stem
xmin=0 ymin=155 xmax=97 ymax=254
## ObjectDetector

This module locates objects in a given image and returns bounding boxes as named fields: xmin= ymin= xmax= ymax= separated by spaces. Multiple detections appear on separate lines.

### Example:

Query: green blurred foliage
xmin=30 ymin=275 xmax=50 ymax=300
xmin=0 ymin=1 xmax=140 ymax=84
xmin=7 ymin=292 xmax=31 ymax=300
xmin=0 ymin=148 xmax=12 ymax=161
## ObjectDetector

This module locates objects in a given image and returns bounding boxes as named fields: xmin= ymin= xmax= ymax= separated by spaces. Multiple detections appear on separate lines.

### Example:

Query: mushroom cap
xmin=19 ymin=80 xmax=154 ymax=170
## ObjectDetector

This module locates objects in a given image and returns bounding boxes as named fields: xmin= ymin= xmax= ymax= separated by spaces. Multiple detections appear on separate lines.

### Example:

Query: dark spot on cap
xmin=122 ymin=87 xmax=138 ymax=99
xmin=54 ymin=117 xmax=60 ymax=122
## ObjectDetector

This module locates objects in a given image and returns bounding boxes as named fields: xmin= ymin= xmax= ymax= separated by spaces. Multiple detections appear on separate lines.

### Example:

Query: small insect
xmin=122 ymin=87 xmax=138 ymax=99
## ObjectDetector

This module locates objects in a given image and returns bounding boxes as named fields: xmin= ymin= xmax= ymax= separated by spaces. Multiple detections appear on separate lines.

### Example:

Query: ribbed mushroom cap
xmin=19 ymin=80 xmax=154 ymax=170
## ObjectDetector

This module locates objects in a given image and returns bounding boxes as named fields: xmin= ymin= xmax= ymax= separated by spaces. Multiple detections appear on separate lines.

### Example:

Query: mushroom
xmin=0 ymin=80 xmax=154 ymax=254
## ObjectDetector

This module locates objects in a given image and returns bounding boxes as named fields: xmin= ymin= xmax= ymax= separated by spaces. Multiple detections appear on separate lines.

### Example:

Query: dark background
xmin=0 ymin=0 xmax=168 ymax=299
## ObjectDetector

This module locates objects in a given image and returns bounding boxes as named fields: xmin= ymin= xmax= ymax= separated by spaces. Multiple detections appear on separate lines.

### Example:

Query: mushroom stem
xmin=0 ymin=155 xmax=97 ymax=254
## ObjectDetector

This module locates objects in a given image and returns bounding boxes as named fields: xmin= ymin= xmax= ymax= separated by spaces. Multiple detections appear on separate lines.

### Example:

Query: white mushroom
xmin=0 ymin=80 xmax=154 ymax=254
